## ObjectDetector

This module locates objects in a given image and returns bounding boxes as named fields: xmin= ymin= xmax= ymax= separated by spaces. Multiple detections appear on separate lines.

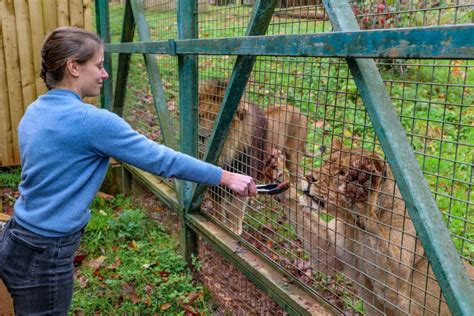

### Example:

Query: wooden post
xmin=0 ymin=21 xmax=15 ymax=166
xmin=0 ymin=214 xmax=13 ymax=315
xmin=0 ymin=212 xmax=15 ymax=315
xmin=1 ymin=0 xmax=23 ymax=164
xmin=0 ymin=280 xmax=14 ymax=315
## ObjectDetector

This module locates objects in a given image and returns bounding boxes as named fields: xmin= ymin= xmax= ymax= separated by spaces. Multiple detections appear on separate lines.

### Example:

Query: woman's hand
xmin=220 ymin=170 xmax=257 ymax=197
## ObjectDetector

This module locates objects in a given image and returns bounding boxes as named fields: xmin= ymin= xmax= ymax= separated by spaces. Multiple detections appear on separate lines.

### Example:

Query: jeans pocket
xmin=0 ymin=230 xmax=46 ymax=286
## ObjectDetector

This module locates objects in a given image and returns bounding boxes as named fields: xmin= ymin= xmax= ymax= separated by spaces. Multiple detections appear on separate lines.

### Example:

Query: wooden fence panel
xmin=83 ymin=0 xmax=93 ymax=31
xmin=28 ymin=0 xmax=47 ymax=96
xmin=0 ymin=21 xmax=14 ymax=166
xmin=42 ymin=0 xmax=58 ymax=33
xmin=0 ymin=0 xmax=93 ymax=166
xmin=70 ymin=0 xmax=85 ymax=28
xmin=57 ymin=0 xmax=70 ymax=27
xmin=14 ymin=0 xmax=36 ymax=111
xmin=2 ymin=0 xmax=23 ymax=164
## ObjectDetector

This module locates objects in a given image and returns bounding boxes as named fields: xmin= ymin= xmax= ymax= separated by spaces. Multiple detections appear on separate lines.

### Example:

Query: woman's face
xmin=76 ymin=47 xmax=109 ymax=98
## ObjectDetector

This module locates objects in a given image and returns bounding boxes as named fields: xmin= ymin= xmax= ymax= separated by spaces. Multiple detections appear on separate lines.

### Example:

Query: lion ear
xmin=368 ymin=153 xmax=386 ymax=177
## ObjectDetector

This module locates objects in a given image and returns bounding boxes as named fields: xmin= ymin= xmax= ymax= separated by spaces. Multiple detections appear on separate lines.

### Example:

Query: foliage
xmin=71 ymin=195 xmax=208 ymax=315
xmin=0 ymin=167 xmax=21 ymax=189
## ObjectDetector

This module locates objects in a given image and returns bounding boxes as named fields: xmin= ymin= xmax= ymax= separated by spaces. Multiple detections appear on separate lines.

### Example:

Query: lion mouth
xmin=311 ymin=195 xmax=326 ymax=209
xmin=303 ymin=188 xmax=326 ymax=209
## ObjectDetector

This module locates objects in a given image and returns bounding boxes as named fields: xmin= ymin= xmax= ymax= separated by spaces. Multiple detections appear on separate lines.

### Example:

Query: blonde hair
xmin=40 ymin=26 xmax=103 ymax=89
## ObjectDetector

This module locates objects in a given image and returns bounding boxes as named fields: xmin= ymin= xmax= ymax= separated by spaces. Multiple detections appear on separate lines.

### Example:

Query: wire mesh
xmin=107 ymin=0 xmax=473 ymax=314
xmin=196 ymin=238 xmax=288 ymax=315
xmin=109 ymin=2 xmax=180 ymax=146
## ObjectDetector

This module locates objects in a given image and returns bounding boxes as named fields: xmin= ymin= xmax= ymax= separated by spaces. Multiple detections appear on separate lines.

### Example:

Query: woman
xmin=0 ymin=26 xmax=256 ymax=315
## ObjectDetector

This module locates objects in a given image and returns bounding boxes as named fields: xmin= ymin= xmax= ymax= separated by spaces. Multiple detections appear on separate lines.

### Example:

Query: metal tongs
xmin=256 ymin=183 xmax=289 ymax=195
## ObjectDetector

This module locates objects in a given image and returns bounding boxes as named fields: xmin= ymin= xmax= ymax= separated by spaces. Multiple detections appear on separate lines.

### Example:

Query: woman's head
xmin=40 ymin=26 xmax=104 ymax=91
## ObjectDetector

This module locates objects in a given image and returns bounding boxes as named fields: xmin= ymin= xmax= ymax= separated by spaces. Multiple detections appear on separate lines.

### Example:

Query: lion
xmin=198 ymin=79 xmax=308 ymax=234
xmin=298 ymin=139 xmax=474 ymax=315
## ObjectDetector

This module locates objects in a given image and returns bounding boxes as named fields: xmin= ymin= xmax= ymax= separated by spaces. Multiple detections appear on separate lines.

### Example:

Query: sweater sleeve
xmin=82 ymin=107 xmax=222 ymax=185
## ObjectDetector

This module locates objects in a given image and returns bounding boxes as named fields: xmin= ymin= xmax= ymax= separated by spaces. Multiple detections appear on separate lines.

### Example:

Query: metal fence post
xmin=95 ymin=0 xmax=113 ymax=110
xmin=112 ymin=0 xmax=135 ymax=116
xmin=178 ymin=0 xmax=199 ymax=266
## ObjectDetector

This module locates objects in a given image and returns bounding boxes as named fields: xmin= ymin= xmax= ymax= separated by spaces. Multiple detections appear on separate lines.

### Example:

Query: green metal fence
xmin=98 ymin=0 xmax=473 ymax=314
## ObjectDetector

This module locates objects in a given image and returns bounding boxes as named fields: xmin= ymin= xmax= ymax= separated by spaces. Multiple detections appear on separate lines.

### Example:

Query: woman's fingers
xmin=220 ymin=170 xmax=256 ymax=197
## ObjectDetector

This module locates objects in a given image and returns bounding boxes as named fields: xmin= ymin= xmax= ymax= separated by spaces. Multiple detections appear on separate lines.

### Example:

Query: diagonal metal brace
xmin=130 ymin=0 xmax=178 ymax=151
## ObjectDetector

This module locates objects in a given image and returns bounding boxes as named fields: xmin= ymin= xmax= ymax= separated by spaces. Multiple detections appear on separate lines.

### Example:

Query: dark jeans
xmin=0 ymin=218 xmax=83 ymax=315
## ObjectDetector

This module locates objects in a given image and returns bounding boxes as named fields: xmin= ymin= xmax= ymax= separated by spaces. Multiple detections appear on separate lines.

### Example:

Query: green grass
xmin=71 ymin=195 xmax=209 ymax=315
xmin=0 ymin=167 xmax=21 ymax=188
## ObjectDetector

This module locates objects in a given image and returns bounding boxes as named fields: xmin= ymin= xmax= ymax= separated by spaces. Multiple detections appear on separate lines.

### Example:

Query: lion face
xmin=198 ymin=79 xmax=251 ymax=140
xmin=197 ymin=79 xmax=262 ymax=170
xmin=300 ymin=143 xmax=386 ymax=220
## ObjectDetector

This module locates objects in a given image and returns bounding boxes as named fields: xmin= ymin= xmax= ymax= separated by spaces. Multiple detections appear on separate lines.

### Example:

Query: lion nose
xmin=305 ymin=173 xmax=314 ymax=182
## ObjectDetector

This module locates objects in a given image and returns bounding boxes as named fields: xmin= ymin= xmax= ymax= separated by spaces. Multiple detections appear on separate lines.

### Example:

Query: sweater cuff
xmin=207 ymin=165 xmax=223 ymax=186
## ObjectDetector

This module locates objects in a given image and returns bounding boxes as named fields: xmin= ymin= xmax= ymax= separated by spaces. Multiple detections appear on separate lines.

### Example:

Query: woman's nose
xmin=102 ymin=68 xmax=109 ymax=79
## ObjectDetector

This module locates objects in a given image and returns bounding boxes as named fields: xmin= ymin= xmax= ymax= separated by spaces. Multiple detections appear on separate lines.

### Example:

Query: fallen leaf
xmin=78 ymin=275 xmax=89 ymax=289
xmin=130 ymin=293 xmax=141 ymax=304
xmin=130 ymin=240 xmax=139 ymax=250
xmin=73 ymin=253 xmax=88 ymax=266
xmin=160 ymin=303 xmax=172 ymax=311
xmin=144 ymin=284 xmax=154 ymax=294
xmin=96 ymin=192 xmax=114 ymax=200
xmin=85 ymin=255 xmax=107 ymax=270
xmin=108 ymin=257 xmax=121 ymax=269
xmin=266 ymin=239 xmax=273 ymax=248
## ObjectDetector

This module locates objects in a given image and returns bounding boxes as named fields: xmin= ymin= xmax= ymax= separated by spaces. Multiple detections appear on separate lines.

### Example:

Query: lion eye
xmin=338 ymin=169 xmax=347 ymax=176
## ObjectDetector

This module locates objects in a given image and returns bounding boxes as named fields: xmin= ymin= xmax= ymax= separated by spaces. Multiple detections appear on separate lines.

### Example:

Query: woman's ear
xmin=65 ymin=60 xmax=80 ymax=78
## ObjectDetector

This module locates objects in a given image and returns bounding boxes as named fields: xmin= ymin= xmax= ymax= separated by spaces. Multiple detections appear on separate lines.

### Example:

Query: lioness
xmin=299 ymin=140 xmax=474 ymax=315
xmin=198 ymin=79 xmax=308 ymax=234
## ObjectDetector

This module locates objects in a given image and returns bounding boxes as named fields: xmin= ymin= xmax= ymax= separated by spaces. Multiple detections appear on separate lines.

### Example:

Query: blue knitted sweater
xmin=14 ymin=89 xmax=222 ymax=237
